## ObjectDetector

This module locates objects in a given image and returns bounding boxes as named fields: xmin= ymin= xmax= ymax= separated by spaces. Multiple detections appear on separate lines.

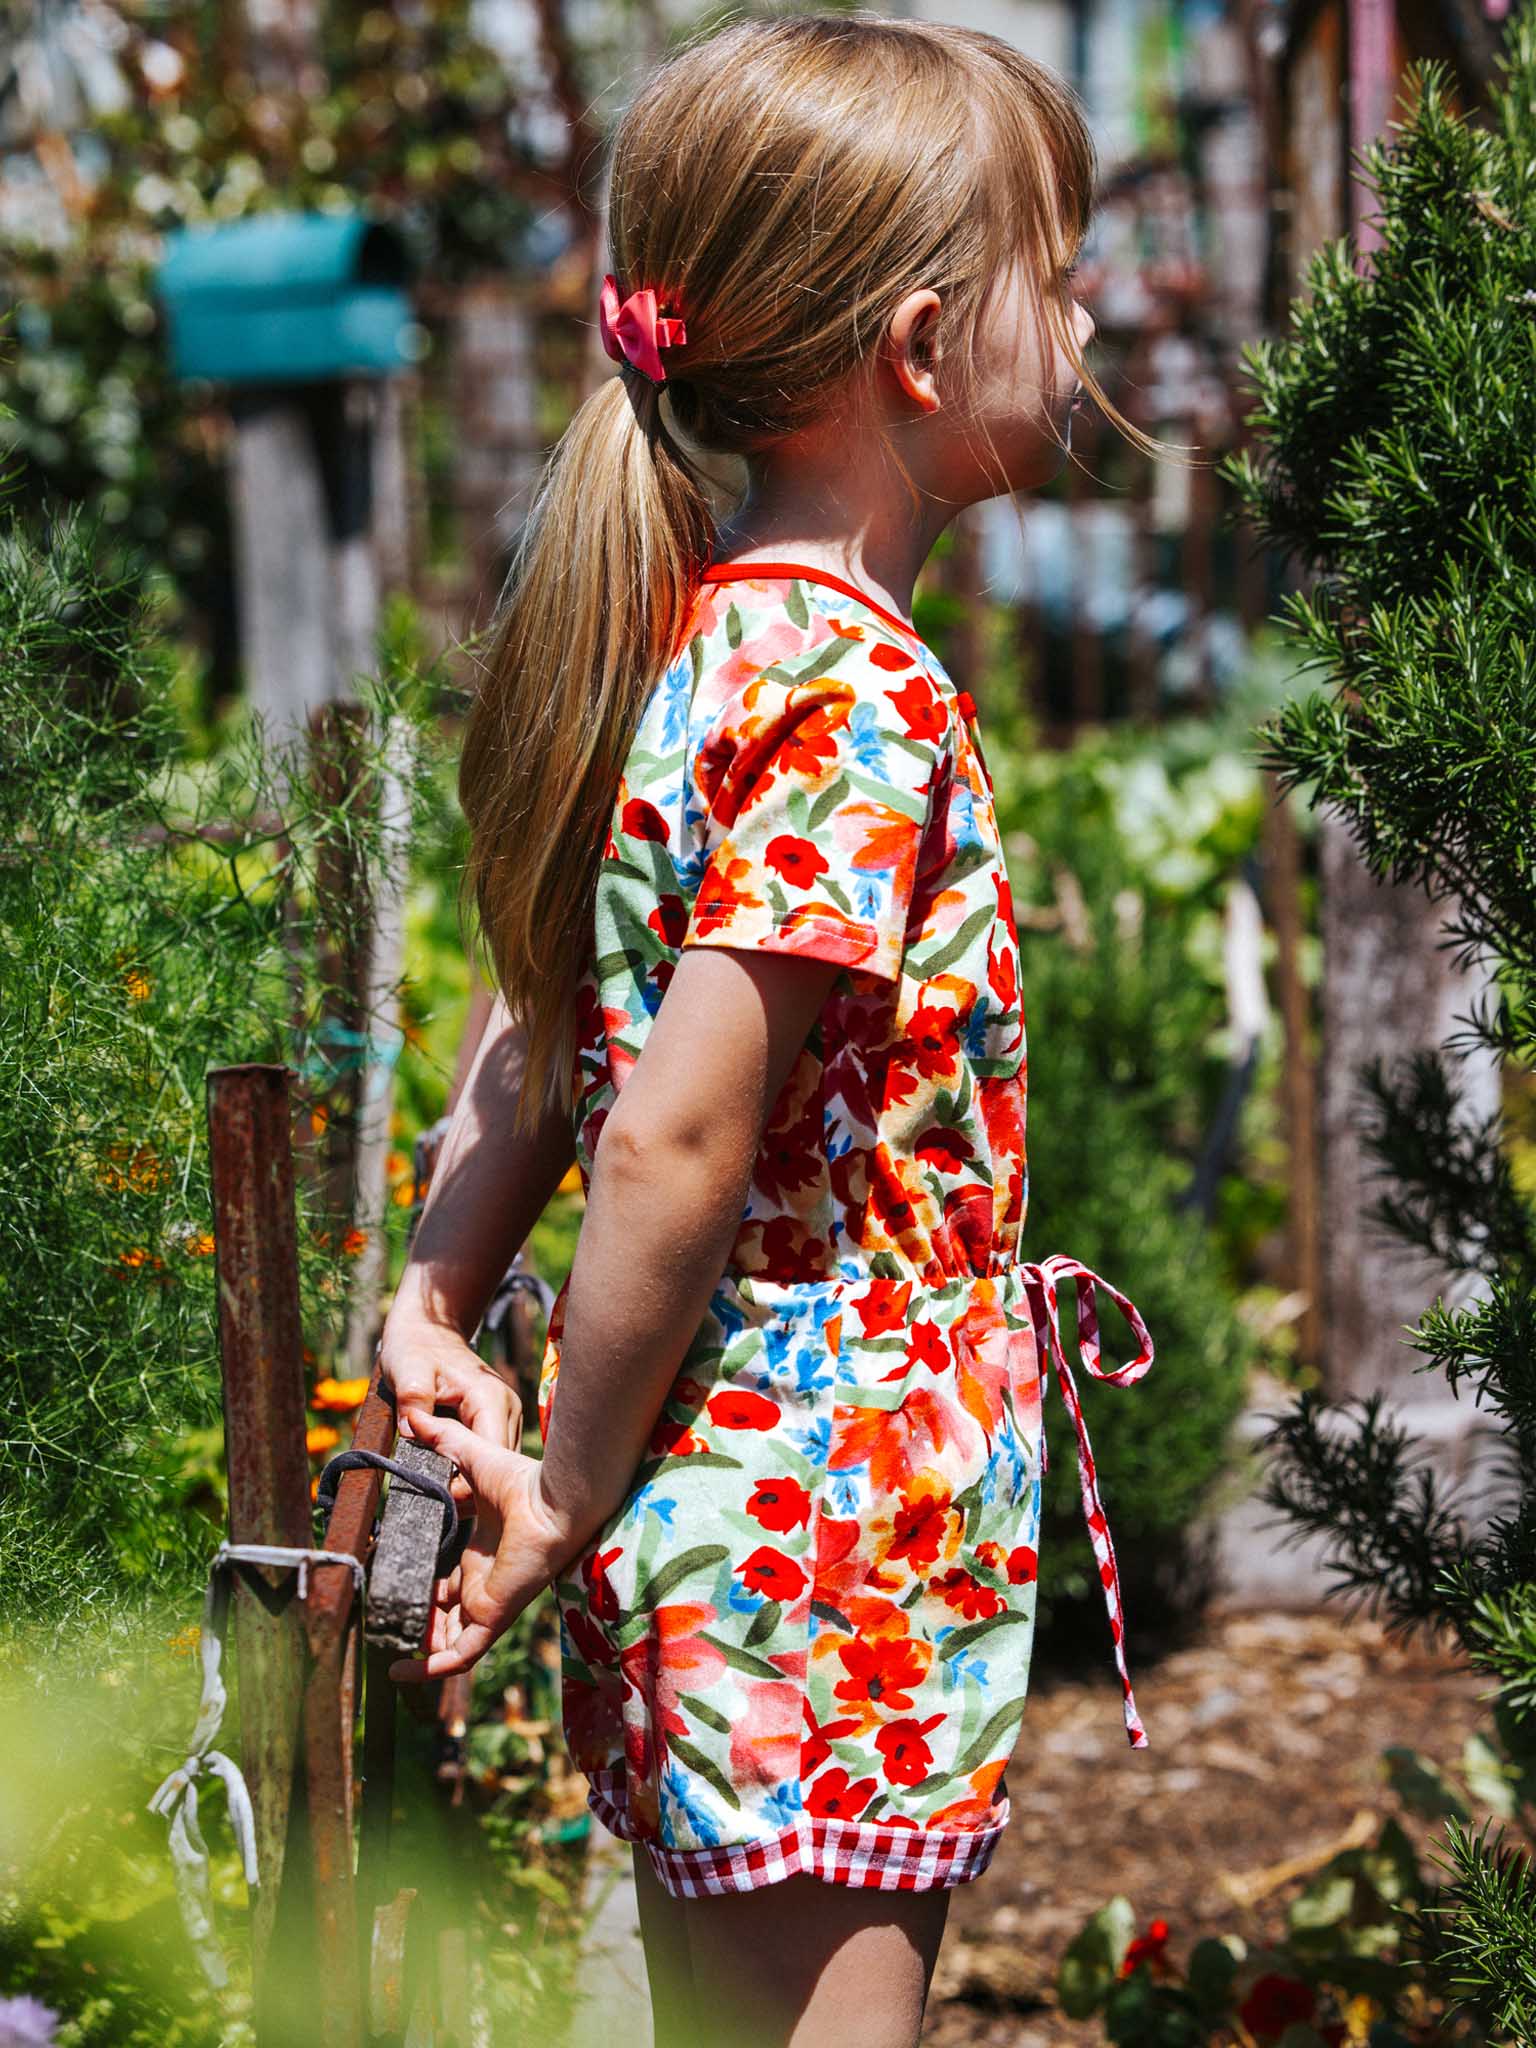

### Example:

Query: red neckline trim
xmin=700 ymin=559 xmax=921 ymax=642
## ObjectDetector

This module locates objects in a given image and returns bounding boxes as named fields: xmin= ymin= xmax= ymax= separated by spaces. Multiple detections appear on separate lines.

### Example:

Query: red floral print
xmin=535 ymin=567 xmax=1153 ymax=1904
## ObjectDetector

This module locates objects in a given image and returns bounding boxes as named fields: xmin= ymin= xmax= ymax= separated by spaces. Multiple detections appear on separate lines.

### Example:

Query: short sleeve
xmin=682 ymin=634 xmax=953 ymax=983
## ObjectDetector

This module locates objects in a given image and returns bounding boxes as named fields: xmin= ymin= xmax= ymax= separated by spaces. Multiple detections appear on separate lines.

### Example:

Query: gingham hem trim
xmin=582 ymin=1768 xmax=1009 ymax=1899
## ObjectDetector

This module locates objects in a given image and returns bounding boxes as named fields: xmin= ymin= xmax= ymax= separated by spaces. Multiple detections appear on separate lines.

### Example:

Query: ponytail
xmin=461 ymin=10 xmax=1189 ymax=1135
xmin=459 ymin=370 xmax=713 ymax=1131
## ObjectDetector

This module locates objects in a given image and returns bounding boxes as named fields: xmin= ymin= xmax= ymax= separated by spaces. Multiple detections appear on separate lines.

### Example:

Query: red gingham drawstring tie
xmin=1019 ymin=1254 xmax=1155 ymax=1749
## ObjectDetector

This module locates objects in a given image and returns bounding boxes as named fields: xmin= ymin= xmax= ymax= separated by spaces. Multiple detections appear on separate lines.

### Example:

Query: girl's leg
xmin=631 ymin=1843 xmax=699 ymax=2047
xmin=680 ymin=1872 xmax=953 ymax=2048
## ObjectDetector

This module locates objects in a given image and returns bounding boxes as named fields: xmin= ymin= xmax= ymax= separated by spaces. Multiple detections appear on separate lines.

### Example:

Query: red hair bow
xmin=599 ymin=274 xmax=687 ymax=385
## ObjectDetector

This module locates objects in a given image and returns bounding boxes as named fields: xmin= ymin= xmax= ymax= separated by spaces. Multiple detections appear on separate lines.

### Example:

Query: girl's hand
xmin=377 ymin=1310 xmax=522 ymax=1510
xmin=385 ymin=1408 xmax=583 ymax=1683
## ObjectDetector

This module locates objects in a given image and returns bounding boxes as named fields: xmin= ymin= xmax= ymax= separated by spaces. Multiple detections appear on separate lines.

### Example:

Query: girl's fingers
xmin=388 ymin=1618 xmax=498 ymax=1683
xmin=408 ymin=1408 xmax=516 ymax=1493
xmin=445 ymin=1360 xmax=521 ymax=1444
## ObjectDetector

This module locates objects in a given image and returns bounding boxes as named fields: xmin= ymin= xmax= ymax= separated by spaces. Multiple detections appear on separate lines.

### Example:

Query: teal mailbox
xmin=155 ymin=212 xmax=417 ymax=385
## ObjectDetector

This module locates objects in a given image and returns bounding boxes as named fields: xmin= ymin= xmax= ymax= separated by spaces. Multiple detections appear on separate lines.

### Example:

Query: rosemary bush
xmin=1222 ymin=7 xmax=1536 ymax=2033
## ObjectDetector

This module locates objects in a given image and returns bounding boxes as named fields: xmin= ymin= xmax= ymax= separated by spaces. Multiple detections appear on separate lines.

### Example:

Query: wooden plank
xmin=365 ymin=1439 xmax=458 ymax=1653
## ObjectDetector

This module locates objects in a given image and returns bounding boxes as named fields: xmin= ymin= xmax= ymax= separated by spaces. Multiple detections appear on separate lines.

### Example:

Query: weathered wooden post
xmin=206 ymin=1062 xmax=363 ymax=2044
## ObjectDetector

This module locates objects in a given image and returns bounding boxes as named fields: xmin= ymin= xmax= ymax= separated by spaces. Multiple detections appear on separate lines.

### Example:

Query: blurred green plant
xmin=915 ymin=596 xmax=1288 ymax=1648
xmin=0 ymin=434 xmax=450 ymax=1626
xmin=1058 ymin=1730 xmax=1515 ymax=2044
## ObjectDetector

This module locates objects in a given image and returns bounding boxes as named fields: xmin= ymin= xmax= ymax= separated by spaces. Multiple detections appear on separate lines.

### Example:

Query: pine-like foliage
xmin=1221 ymin=7 xmax=1536 ymax=2032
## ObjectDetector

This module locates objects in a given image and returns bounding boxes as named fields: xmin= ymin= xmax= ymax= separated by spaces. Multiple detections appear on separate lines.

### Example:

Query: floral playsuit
xmin=536 ymin=562 xmax=1155 ymax=1900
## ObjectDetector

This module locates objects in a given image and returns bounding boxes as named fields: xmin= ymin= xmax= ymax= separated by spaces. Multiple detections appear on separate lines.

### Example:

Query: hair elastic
xmin=599 ymin=274 xmax=688 ymax=385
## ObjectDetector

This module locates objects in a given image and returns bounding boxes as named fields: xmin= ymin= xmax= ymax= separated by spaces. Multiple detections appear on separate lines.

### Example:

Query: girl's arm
xmin=379 ymin=990 xmax=575 ymax=1451
xmin=536 ymin=942 xmax=841 ymax=1540
xmin=387 ymin=942 xmax=841 ymax=1682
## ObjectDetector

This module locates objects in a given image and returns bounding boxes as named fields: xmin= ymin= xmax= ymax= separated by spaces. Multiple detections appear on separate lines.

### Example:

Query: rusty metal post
xmin=207 ymin=1064 xmax=327 ymax=2040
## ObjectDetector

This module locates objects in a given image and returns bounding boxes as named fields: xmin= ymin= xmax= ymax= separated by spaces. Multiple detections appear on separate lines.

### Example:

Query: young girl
xmin=381 ymin=14 xmax=1164 ymax=2044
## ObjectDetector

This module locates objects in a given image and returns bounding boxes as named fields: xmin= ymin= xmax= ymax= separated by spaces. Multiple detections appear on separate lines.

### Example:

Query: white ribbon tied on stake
xmin=148 ymin=1541 xmax=365 ymax=1990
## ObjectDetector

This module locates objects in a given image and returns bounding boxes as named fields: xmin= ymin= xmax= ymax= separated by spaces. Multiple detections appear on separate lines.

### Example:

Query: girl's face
xmin=895 ymin=248 xmax=1097 ymax=503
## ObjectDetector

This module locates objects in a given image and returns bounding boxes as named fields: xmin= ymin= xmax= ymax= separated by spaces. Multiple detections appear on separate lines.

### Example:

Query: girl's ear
xmin=884 ymin=288 xmax=944 ymax=414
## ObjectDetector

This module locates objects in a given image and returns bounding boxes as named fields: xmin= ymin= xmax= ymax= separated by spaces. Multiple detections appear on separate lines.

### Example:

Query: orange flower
xmin=306 ymin=1424 xmax=340 ymax=1456
xmin=311 ymin=1376 xmax=370 ymax=1412
xmin=117 ymin=1246 xmax=166 ymax=1276
xmin=386 ymin=1149 xmax=410 ymax=1181
xmin=391 ymin=1180 xmax=417 ymax=1207
xmin=167 ymin=1623 xmax=201 ymax=1658
xmin=340 ymin=1227 xmax=368 ymax=1257
xmin=184 ymin=1231 xmax=216 ymax=1258
xmin=124 ymin=967 xmax=152 ymax=1003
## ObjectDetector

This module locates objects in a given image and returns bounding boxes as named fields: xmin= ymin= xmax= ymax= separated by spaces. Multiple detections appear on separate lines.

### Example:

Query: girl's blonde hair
xmin=462 ymin=9 xmax=1169 ymax=1128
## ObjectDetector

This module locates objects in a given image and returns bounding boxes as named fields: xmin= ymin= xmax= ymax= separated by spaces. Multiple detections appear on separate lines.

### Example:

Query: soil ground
xmin=920 ymin=1604 xmax=1488 ymax=2046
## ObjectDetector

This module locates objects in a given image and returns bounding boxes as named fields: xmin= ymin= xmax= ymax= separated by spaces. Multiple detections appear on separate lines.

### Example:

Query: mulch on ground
xmin=922 ymin=1604 xmax=1488 ymax=2046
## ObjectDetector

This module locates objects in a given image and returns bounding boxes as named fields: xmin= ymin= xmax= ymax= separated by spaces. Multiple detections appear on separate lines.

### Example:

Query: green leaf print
xmin=806 ymin=774 xmax=851 ymax=834
xmin=912 ymin=903 xmax=995 ymax=981
xmin=689 ymin=634 xmax=704 ymax=688
xmin=678 ymin=1693 xmax=736 ymax=1737
xmin=785 ymin=637 xmax=855 ymax=686
xmin=817 ymin=873 xmax=855 ymax=916
xmin=811 ymin=1598 xmax=854 ymax=1633
xmin=697 ymin=1632 xmax=783 ymax=1680
xmin=592 ymin=947 xmax=649 ymax=984
xmin=668 ymin=1735 xmax=743 ymax=1811
xmin=743 ymin=1599 xmax=781 ymax=1648
xmin=631 ymin=1544 xmax=730 ymax=1614
xmin=954 ymin=1696 xmax=1026 ymax=1778
xmin=644 ymin=1452 xmax=745 ymax=1480
xmin=726 ymin=603 xmax=743 ymax=649
xmin=785 ymin=579 xmax=810 ymax=629
xmin=938 ymin=1610 xmax=1028 ymax=1662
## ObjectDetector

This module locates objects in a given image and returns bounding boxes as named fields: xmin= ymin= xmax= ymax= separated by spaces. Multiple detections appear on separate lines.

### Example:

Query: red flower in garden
xmin=1005 ymin=1545 xmax=1037 ymax=1584
xmin=874 ymin=1713 xmax=945 ymax=1786
xmin=1118 ymin=1917 xmax=1172 ymax=1979
xmin=621 ymin=796 xmax=669 ymax=842
xmin=887 ymin=1490 xmax=953 ymax=1568
xmin=706 ymin=1387 xmax=782 ymax=1430
xmin=905 ymin=1002 xmax=961 ymax=1079
xmin=764 ymin=834 xmax=830 ymax=888
xmin=1238 ymin=1974 xmax=1316 ymax=2041
xmin=930 ymin=1568 xmax=1004 ymax=1620
xmin=834 ymin=1634 xmax=929 ymax=1712
xmin=737 ymin=1546 xmax=807 ymax=1600
xmin=746 ymin=1476 xmax=812 ymax=1533
xmin=805 ymin=1766 xmax=878 ymax=1819
xmin=647 ymin=893 xmax=688 ymax=946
